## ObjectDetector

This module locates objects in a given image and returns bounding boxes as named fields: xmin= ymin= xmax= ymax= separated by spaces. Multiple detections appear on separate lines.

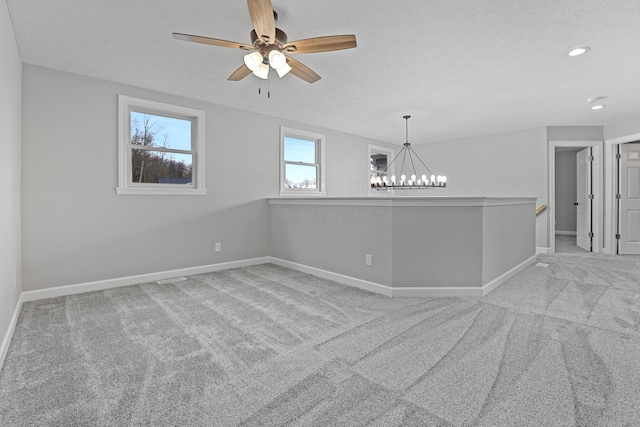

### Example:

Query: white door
xmin=618 ymin=142 xmax=640 ymax=254
xmin=576 ymin=148 xmax=592 ymax=251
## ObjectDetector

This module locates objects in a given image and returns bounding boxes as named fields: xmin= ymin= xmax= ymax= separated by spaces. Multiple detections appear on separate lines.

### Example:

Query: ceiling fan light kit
xmin=173 ymin=0 xmax=357 ymax=84
xmin=243 ymin=51 xmax=263 ymax=72
xmin=275 ymin=62 xmax=292 ymax=78
xmin=253 ymin=62 xmax=270 ymax=79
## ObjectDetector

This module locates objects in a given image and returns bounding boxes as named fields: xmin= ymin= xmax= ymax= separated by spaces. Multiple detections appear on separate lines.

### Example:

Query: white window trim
xmin=280 ymin=126 xmax=326 ymax=196
xmin=368 ymin=144 xmax=396 ymax=195
xmin=117 ymin=95 xmax=206 ymax=195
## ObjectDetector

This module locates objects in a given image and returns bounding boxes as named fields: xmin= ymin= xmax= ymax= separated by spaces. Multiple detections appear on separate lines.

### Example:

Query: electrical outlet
xmin=215 ymin=242 xmax=221 ymax=252
xmin=365 ymin=254 xmax=372 ymax=267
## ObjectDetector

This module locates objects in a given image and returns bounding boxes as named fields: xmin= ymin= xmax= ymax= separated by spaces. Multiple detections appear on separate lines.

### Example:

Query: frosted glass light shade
xmin=243 ymin=52 xmax=263 ymax=72
xmin=275 ymin=62 xmax=292 ymax=78
xmin=268 ymin=50 xmax=287 ymax=69
xmin=253 ymin=62 xmax=269 ymax=79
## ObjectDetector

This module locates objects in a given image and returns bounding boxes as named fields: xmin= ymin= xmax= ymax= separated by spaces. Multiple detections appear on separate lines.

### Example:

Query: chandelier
xmin=371 ymin=115 xmax=447 ymax=190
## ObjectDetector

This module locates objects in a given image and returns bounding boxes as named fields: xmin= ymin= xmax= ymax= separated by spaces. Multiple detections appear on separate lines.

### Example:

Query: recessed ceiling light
xmin=568 ymin=47 xmax=591 ymax=56
xmin=591 ymin=105 xmax=605 ymax=110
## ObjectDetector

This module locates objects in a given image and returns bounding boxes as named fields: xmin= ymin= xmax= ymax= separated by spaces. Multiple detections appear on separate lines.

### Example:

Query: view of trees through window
xmin=283 ymin=137 xmax=317 ymax=189
xmin=130 ymin=112 xmax=193 ymax=185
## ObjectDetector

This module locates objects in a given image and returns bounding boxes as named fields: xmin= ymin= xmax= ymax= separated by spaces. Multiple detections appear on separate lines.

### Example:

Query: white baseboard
xmin=12 ymin=251 xmax=536 ymax=326
xmin=269 ymin=255 xmax=536 ymax=298
xmin=480 ymin=255 xmax=537 ymax=296
xmin=268 ymin=257 xmax=394 ymax=297
xmin=555 ymin=230 xmax=577 ymax=236
xmin=21 ymin=257 xmax=271 ymax=303
xmin=391 ymin=286 xmax=485 ymax=298
xmin=536 ymin=247 xmax=553 ymax=254
xmin=0 ymin=293 xmax=24 ymax=372
xmin=391 ymin=255 xmax=536 ymax=298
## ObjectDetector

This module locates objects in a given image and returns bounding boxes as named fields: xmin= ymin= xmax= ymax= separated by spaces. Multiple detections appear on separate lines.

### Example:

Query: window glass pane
xmin=284 ymin=137 xmax=316 ymax=163
xmin=131 ymin=149 xmax=192 ymax=184
xmin=285 ymin=164 xmax=317 ymax=189
xmin=370 ymin=153 xmax=388 ymax=178
xmin=130 ymin=111 xmax=192 ymax=151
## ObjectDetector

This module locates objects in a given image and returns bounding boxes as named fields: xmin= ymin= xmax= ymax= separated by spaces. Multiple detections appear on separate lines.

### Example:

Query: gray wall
xmin=555 ymin=149 xmax=579 ymax=233
xmin=548 ymin=126 xmax=603 ymax=142
xmin=269 ymin=203 xmax=394 ymax=286
xmin=21 ymin=65 xmax=395 ymax=291
xmin=481 ymin=203 xmax=535 ymax=284
xmin=0 ymin=0 xmax=22 ymax=355
xmin=391 ymin=206 xmax=483 ymax=287
xmin=269 ymin=199 xmax=535 ymax=290
xmin=604 ymin=116 xmax=640 ymax=141
xmin=411 ymin=127 xmax=549 ymax=248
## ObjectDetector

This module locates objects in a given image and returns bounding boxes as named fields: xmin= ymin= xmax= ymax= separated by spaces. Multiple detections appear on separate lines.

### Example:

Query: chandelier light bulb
xmin=243 ymin=51 xmax=263 ymax=72
xmin=421 ymin=174 xmax=427 ymax=182
xmin=391 ymin=175 xmax=396 ymax=183
xmin=442 ymin=176 xmax=447 ymax=183
xmin=382 ymin=176 xmax=388 ymax=183
xmin=430 ymin=175 xmax=436 ymax=183
xmin=411 ymin=174 xmax=416 ymax=182
xmin=370 ymin=177 xmax=376 ymax=185
xmin=401 ymin=174 xmax=406 ymax=182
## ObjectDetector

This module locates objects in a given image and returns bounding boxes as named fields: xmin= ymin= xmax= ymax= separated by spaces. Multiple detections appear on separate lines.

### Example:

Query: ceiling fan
xmin=172 ymin=0 xmax=357 ymax=84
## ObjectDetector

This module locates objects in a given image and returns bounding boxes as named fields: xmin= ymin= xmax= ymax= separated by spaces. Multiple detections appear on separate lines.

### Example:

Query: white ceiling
xmin=6 ymin=0 xmax=640 ymax=145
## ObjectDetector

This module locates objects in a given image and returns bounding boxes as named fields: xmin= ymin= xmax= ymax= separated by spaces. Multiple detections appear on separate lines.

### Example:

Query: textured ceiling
xmin=6 ymin=0 xmax=640 ymax=145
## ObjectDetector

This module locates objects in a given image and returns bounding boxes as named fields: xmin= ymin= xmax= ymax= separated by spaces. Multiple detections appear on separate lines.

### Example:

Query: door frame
xmin=549 ymin=140 xmax=603 ymax=253
xmin=604 ymin=132 xmax=640 ymax=254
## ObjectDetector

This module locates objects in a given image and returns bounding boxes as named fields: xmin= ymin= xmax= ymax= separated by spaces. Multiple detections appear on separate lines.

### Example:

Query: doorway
xmin=616 ymin=142 xmax=640 ymax=254
xmin=548 ymin=141 xmax=603 ymax=254
xmin=554 ymin=147 xmax=593 ymax=252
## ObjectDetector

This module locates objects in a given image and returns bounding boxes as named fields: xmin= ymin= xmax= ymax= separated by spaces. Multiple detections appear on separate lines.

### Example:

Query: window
xmin=280 ymin=127 xmax=325 ymax=195
xmin=368 ymin=145 xmax=395 ymax=194
xmin=117 ymin=95 xmax=205 ymax=195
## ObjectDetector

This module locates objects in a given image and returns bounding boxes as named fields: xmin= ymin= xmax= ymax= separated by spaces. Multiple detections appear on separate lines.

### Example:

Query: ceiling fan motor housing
xmin=250 ymin=28 xmax=288 ymax=48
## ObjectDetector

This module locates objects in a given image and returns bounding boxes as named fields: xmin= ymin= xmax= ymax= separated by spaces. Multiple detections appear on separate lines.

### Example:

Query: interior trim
xmin=0 ymin=293 xmax=25 ymax=372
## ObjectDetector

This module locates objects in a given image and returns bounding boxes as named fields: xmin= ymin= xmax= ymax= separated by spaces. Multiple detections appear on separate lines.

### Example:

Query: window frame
xmin=280 ymin=126 xmax=326 ymax=196
xmin=117 ymin=95 xmax=206 ymax=195
xmin=368 ymin=145 xmax=396 ymax=195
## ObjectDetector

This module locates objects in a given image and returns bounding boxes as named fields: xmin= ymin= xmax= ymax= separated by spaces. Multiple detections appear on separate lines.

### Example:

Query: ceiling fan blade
xmin=172 ymin=33 xmax=253 ymax=51
xmin=228 ymin=64 xmax=252 ymax=81
xmin=247 ymin=0 xmax=276 ymax=45
xmin=283 ymin=35 xmax=357 ymax=54
xmin=287 ymin=56 xmax=321 ymax=84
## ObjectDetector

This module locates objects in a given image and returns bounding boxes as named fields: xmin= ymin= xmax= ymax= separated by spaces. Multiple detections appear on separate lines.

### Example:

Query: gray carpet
xmin=2 ymin=243 xmax=640 ymax=426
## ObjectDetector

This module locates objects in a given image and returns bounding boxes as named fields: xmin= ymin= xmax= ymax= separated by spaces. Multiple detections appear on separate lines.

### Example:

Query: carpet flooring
xmin=2 ymin=238 xmax=640 ymax=426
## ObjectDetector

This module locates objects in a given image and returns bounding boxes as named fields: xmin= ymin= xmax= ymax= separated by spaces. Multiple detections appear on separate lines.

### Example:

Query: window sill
xmin=116 ymin=186 xmax=207 ymax=196
xmin=279 ymin=190 xmax=326 ymax=197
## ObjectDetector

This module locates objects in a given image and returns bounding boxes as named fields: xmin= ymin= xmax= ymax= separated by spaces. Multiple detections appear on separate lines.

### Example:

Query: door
xmin=618 ymin=142 xmax=640 ymax=254
xmin=576 ymin=147 xmax=592 ymax=251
